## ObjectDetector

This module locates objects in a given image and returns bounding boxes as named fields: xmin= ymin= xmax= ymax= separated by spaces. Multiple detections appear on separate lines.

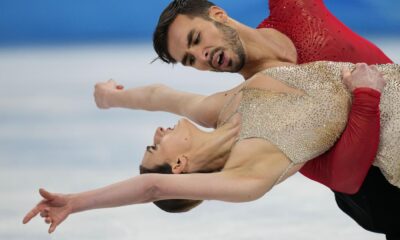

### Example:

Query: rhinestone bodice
xmin=224 ymin=61 xmax=400 ymax=187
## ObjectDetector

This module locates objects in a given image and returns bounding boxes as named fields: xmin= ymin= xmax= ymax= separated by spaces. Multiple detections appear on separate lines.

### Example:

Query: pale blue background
xmin=0 ymin=0 xmax=399 ymax=46
xmin=0 ymin=1 xmax=399 ymax=239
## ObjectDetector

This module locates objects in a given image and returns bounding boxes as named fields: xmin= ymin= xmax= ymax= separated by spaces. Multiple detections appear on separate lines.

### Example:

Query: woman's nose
xmin=153 ymin=127 xmax=164 ymax=144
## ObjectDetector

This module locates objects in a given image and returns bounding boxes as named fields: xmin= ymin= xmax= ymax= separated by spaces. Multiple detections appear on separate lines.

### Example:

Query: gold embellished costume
xmin=234 ymin=61 xmax=400 ymax=188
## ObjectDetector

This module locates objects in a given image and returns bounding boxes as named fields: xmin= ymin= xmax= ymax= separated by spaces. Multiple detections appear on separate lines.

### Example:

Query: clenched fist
xmin=94 ymin=79 xmax=124 ymax=109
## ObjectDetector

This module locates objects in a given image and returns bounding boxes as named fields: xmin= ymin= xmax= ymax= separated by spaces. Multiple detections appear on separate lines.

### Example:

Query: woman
xmin=23 ymin=61 xmax=399 ymax=233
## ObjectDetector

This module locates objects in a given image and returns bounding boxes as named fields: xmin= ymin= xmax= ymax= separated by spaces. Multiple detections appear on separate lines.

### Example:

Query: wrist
xmin=353 ymin=87 xmax=381 ymax=98
xmin=106 ymin=90 xmax=125 ymax=108
xmin=352 ymin=88 xmax=381 ymax=111
xmin=69 ymin=193 xmax=89 ymax=214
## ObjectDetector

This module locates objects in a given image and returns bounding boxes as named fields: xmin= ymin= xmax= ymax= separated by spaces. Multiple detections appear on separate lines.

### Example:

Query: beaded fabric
xmin=235 ymin=61 xmax=400 ymax=188
xmin=257 ymin=0 xmax=392 ymax=65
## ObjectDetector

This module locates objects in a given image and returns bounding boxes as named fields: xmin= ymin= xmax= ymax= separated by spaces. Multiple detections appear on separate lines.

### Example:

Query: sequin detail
xmin=235 ymin=61 xmax=400 ymax=188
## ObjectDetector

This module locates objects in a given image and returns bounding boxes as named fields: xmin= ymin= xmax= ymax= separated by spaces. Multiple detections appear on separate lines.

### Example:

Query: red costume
xmin=257 ymin=0 xmax=393 ymax=194
xmin=257 ymin=0 xmax=391 ymax=64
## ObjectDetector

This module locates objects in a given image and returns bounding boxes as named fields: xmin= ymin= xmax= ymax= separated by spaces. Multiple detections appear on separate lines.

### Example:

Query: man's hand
xmin=23 ymin=189 xmax=73 ymax=234
xmin=342 ymin=63 xmax=387 ymax=93
xmin=94 ymin=79 xmax=124 ymax=109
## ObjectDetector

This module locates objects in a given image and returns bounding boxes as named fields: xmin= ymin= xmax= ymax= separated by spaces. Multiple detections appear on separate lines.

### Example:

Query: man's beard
xmin=213 ymin=21 xmax=246 ymax=72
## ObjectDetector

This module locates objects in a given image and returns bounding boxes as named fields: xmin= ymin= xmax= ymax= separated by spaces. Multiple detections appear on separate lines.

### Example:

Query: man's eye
xmin=194 ymin=34 xmax=200 ymax=45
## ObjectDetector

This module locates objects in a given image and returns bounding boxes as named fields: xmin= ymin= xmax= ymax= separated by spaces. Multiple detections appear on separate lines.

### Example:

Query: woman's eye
xmin=189 ymin=56 xmax=195 ymax=66
xmin=146 ymin=145 xmax=157 ymax=152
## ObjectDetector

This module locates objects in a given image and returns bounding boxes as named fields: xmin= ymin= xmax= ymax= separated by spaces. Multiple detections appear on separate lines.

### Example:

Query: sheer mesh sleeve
xmin=300 ymin=88 xmax=381 ymax=194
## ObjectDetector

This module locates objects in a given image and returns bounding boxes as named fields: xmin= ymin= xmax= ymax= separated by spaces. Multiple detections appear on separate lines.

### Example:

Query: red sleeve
xmin=300 ymin=88 xmax=381 ymax=194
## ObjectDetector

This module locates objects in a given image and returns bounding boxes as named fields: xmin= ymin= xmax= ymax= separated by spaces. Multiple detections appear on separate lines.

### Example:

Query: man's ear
xmin=208 ymin=6 xmax=228 ymax=23
xmin=172 ymin=155 xmax=188 ymax=174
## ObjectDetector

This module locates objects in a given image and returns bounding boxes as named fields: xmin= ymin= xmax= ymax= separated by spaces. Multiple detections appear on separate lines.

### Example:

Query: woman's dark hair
xmin=153 ymin=0 xmax=216 ymax=64
xmin=139 ymin=163 xmax=203 ymax=213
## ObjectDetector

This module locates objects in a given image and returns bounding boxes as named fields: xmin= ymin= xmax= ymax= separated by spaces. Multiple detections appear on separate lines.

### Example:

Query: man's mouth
xmin=217 ymin=51 xmax=224 ymax=66
xmin=210 ymin=49 xmax=227 ymax=69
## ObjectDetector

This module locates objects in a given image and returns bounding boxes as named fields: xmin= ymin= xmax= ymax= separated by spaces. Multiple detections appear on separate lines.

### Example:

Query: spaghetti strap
xmin=274 ymin=162 xmax=295 ymax=186
xmin=217 ymin=81 xmax=250 ymax=128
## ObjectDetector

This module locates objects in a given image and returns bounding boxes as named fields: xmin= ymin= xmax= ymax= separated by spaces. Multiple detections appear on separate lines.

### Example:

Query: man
xmin=152 ymin=0 xmax=391 ymax=78
xmin=94 ymin=0 xmax=399 ymax=238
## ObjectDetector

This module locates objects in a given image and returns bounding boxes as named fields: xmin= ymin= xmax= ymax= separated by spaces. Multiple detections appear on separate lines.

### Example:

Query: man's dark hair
xmin=139 ymin=163 xmax=203 ymax=213
xmin=153 ymin=0 xmax=216 ymax=64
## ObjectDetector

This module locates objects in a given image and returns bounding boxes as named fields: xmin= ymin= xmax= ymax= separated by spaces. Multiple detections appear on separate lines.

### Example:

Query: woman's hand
xmin=94 ymin=79 xmax=124 ymax=109
xmin=23 ymin=188 xmax=73 ymax=234
xmin=342 ymin=63 xmax=387 ymax=93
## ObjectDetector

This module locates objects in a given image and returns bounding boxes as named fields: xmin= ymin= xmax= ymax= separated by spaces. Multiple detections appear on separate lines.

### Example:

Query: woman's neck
xmin=189 ymin=115 xmax=241 ymax=172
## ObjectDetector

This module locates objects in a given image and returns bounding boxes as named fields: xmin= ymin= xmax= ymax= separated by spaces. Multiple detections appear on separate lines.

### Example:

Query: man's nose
xmin=193 ymin=47 xmax=210 ymax=64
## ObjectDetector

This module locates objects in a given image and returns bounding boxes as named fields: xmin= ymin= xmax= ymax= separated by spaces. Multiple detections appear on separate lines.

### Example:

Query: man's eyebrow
xmin=181 ymin=29 xmax=195 ymax=65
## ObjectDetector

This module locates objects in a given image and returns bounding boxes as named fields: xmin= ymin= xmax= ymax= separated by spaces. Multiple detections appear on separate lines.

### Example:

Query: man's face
xmin=167 ymin=14 xmax=246 ymax=72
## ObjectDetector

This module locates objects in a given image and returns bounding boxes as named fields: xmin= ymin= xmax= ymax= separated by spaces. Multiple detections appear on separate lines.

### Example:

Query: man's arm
xmin=301 ymin=88 xmax=380 ymax=193
xmin=300 ymin=64 xmax=386 ymax=194
xmin=94 ymin=80 xmax=243 ymax=128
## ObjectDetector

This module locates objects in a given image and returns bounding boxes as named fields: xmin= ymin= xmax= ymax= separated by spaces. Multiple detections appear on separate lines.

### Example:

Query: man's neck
xmin=231 ymin=21 xmax=297 ymax=79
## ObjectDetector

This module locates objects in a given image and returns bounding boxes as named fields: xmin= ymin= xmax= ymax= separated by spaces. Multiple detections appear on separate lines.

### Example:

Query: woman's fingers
xmin=23 ymin=210 xmax=37 ymax=224
xmin=49 ymin=224 xmax=57 ymax=234
xmin=39 ymin=188 xmax=55 ymax=201
xmin=23 ymin=190 xmax=54 ymax=224
xmin=23 ymin=205 xmax=43 ymax=224
xmin=40 ymin=211 xmax=48 ymax=218
xmin=45 ymin=217 xmax=51 ymax=224
xmin=48 ymin=217 xmax=62 ymax=234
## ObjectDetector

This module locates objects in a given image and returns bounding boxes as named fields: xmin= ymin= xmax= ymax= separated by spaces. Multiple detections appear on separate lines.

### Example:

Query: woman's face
xmin=141 ymin=118 xmax=196 ymax=170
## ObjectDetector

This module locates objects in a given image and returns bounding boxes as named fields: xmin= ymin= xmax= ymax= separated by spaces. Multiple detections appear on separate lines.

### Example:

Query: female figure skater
xmin=23 ymin=61 xmax=399 ymax=235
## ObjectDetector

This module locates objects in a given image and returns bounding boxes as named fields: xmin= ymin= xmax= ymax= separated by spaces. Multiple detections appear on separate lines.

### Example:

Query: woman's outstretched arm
xmin=23 ymin=141 xmax=291 ymax=233
xmin=94 ymin=79 xmax=244 ymax=128
xmin=22 ymin=175 xmax=156 ymax=233
xmin=22 ymin=172 xmax=268 ymax=234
